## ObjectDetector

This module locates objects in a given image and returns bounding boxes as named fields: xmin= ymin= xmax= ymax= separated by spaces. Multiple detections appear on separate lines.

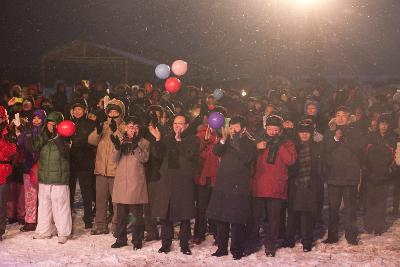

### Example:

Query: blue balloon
xmin=155 ymin=64 xmax=171 ymax=79
xmin=208 ymin=112 xmax=225 ymax=129
xmin=213 ymin=88 xmax=224 ymax=100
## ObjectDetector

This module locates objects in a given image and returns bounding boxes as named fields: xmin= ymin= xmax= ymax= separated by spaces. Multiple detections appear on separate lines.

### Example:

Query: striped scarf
xmin=296 ymin=143 xmax=312 ymax=187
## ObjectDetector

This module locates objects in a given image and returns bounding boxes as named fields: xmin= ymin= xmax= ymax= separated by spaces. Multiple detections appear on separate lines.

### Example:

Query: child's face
xmin=47 ymin=121 xmax=56 ymax=133
xmin=32 ymin=116 xmax=42 ymax=127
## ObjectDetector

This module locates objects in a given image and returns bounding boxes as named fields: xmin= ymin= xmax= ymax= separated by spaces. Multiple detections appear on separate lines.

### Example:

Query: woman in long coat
xmin=110 ymin=116 xmax=150 ymax=250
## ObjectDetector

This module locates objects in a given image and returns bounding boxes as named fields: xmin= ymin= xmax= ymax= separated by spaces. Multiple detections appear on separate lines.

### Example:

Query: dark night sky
xmin=1 ymin=0 xmax=400 ymax=83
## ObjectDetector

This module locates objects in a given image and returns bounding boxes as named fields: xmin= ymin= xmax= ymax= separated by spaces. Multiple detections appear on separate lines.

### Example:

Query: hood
xmin=304 ymin=100 xmax=320 ymax=116
xmin=105 ymin=98 xmax=125 ymax=118
xmin=0 ymin=105 xmax=8 ymax=124
xmin=45 ymin=111 xmax=64 ymax=125
xmin=32 ymin=109 xmax=46 ymax=124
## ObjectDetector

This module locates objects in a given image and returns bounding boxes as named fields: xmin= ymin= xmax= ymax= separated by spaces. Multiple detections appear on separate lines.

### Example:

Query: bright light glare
xmin=297 ymin=0 xmax=318 ymax=5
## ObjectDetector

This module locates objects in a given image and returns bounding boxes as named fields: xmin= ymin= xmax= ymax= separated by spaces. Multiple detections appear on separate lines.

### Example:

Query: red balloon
xmin=57 ymin=120 xmax=76 ymax=137
xmin=164 ymin=77 xmax=181 ymax=94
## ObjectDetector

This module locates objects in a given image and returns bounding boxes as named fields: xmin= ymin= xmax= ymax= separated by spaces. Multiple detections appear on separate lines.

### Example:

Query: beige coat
xmin=112 ymin=138 xmax=150 ymax=204
xmin=88 ymin=98 xmax=126 ymax=177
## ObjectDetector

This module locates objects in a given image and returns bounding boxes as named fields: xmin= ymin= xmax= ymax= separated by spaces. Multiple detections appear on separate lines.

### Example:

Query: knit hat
xmin=335 ymin=105 xmax=350 ymax=114
xmin=297 ymin=119 xmax=314 ymax=133
xmin=32 ymin=109 xmax=46 ymax=122
xmin=70 ymin=98 xmax=88 ymax=109
xmin=265 ymin=115 xmax=284 ymax=127
xmin=46 ymin=111 xmax=64 ymax=125
xmin=377 ymin=113 xmax=392 ymax=127
xmin=125 ymin=115 xmax=141 ymax=125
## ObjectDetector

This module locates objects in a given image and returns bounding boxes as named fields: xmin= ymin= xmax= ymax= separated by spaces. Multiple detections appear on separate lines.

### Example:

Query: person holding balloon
xmin=32 ymin=111 xmax=73 ymax=244
xmin=68 ymin=98 xmax=96 ymax=229
xmin=206 ymin=115 xmax=257 ymax=260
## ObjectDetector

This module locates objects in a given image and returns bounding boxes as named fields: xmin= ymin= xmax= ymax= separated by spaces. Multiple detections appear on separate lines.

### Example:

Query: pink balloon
xmin=171 ymin=60 xmax=188 ymax=76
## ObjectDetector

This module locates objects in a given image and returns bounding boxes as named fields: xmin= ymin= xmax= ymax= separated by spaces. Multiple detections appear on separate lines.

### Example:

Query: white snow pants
xmin=35 ymin=184 xmax=72 ymax=237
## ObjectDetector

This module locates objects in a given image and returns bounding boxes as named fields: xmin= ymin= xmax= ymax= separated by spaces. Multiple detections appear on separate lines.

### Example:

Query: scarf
xmin=296 ymin=143 xmax=312 ymax=187
xmin=168 ymin=135 xmax=180 ymax=169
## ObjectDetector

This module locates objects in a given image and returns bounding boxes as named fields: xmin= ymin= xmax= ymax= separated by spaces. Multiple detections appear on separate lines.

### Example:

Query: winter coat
xmin=112 ymin=138 xmax=150 ymax=204
xmin=195 ymin=125 xmax=220 ymax=187
xmin=252 ymin=138 xmax=297 ymax=199
xmin=144 ymin=126 xmax=166 ymax=182
xmin=364 ymin=132 xmax=397 ymax=181
xmin=70 ymin=116 xmax=96 ymax=171
xmin=34 ymin=112 xmax=70 ymax=185
xmin=288 ymin=141 xmax=321 ymax=213
xmin=206 ymin=135 xmax=257 ymax=224
xmin=323 ymin=125 xmax=365 ymax=186
xmin=17 ymin=109 xmax=46 ymax=174
xmin=0 ymin=127 xmax=17 ymax=185
xmin=151 ymin=134 xmax=200 ymax=221
xmin=88 ymin=99 xmax=125 ymax=177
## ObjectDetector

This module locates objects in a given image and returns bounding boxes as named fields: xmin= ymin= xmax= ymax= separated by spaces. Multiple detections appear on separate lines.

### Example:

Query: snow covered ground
xmin=1 ymin=192 xmax=400 ymax=266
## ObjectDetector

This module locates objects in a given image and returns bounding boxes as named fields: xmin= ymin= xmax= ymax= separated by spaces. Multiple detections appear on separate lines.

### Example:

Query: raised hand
xmin=110 ymin=119 xmax=117 ymax=133
xmin=148 ymin=125 xmax=161 ymax=141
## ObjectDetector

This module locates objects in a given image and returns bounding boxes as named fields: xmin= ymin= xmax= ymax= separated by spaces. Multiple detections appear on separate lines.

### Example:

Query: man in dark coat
xmin=285 ymin=120 xmax=322 ymax=252
xmin=149 ymin=114 xmax=199 ymax=255
xmin=323 ymin=106 xmax=364 ymax=245
xmin=363 ymin=114 xmax=397 ymax=234
xmin=69 ymin=98 xmax=96 ymax=229
xmin=206 ymin=116 xmax=257 ymax=260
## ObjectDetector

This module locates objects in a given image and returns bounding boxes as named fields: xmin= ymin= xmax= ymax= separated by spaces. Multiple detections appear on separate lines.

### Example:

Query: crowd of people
xmin=0 ymin=78 xmax=400 ymax=260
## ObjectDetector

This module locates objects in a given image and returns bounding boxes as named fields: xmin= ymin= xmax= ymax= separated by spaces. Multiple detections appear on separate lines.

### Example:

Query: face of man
xmin=72 ymin=107 xmax=85 ymax=119
xmin=173 ymin=115 xmax=188 ymax=135
xmin=126 ymin=122 xmax=140 ymax=138
xmin=32 ymin=116 xmax=42 ymax=127
xmin=379 ymin=121 xmax=389 ymax=135
xmin=229 ymin=123 xmax=243 ymax=137
xmin=335 ymin=111 xmax=350 ymax=126
xmin=298 ymin=132 xmax=311 ymax=142
xmin=22 ymin=100 xmax=32 ymax=111
xmin=266 ymin=125 xmax=281 ymax=137
xmin=47 ymin=121 xmax=56 ymax=133
xmin=306 ymin=104 xmax=317 ymax=116
xmin=108 ymin=109 xmax=120 ymax=118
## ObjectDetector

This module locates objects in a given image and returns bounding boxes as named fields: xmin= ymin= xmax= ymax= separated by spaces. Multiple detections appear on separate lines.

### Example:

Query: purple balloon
xmin=208 ymin=112 xmax=225 ymax=129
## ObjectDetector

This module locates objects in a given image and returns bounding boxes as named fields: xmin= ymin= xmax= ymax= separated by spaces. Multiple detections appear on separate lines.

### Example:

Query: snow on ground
xmin=2 ymin=211 xmax=400 ymax=267
xmin=1 ymin=186 xmax=400 ymax=267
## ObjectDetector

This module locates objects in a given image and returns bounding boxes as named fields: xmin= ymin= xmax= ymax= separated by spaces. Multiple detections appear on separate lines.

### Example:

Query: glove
xmin=110 ymin=119 xmax=117 ymax=133
xmin=4 ymin=130 xmax=17 ymax=144
xmin=110 ymin=134 xmax=121 ymax=150
xmin=95 ymin=120 xmax=103 ymax=135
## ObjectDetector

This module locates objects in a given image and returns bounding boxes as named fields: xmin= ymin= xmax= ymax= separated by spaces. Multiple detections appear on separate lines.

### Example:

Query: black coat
xmin=70 ymin=117 xmax=96 ymax=171
xmin=151 ymin=134 xmax=199 ymax=221
xmin=323 ymin=125 xmax=365 ymax=186
xmin=364 ymin=132 xmax=397 ymax=181
xmin=206 ymin=135 xmax=257 ymax=224
xmin=288 ymin=141 xmax=321 ymax=214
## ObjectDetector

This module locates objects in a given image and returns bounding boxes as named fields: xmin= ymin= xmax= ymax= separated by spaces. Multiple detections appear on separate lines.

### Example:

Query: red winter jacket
xmin=253 ymin=139 xmax=297 ymax=199
xmin=195 ymin=125 xmax=220 ymax=187
xmin=0 ymin=127 xmax=17 ymax=185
